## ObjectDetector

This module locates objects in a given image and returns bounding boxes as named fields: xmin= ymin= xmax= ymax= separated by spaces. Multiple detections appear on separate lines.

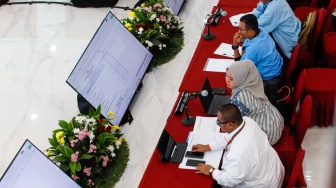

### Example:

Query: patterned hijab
xmin=227 ymin=60 xmax=268 ymax=103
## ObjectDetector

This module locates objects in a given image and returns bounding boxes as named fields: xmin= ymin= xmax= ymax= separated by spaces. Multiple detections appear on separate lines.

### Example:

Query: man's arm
xmin=233 ymin=32 xmax=243 ymax=60
xmin=251 ymin=2 xmax=265 ymax=18
xmin=254 ymin=2 xmax=279 ymax=33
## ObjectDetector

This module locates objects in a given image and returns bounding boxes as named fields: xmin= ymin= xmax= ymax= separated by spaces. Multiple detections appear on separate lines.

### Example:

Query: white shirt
xmin=209 ymin=117 xmax=284 ymax=188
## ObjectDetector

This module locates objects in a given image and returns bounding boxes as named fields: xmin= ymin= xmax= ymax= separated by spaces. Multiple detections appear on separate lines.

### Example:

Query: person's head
xmin=238 ymin=14 xmax=259 ymax=39
xmin=217 ymin=104 xmax=243 ymax=133
xmin=226 ymin=60 xmax=268 ymax=102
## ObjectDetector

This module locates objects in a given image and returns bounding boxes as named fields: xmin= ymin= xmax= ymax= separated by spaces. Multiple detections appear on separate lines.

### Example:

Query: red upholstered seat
xmin=302 ymin=68 xmax=336 ymax=127
xmin=274 ymin=95 xmax=312 ymax=187
xmin=321 ymin=32 xmax=336 ymax=68
xmin=292 ymin=8 xmax=326 ymax=84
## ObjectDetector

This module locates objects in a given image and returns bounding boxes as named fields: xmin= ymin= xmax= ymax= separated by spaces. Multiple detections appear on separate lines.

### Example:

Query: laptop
xmin=0 ymin=139 xmax=81 ymax=188
xmin=156 ymin=129 xmax=188 ymax=163
xmin=200 ymin=77 xmax=231 ymax=116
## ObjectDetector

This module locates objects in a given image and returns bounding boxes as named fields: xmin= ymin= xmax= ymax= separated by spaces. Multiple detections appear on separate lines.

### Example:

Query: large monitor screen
xmin=67 ymin=11 xmax=153 ymax=125
xmin=0 ymin=140 xmax=81 ymax=188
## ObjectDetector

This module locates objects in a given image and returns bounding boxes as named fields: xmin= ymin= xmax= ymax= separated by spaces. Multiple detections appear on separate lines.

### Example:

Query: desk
xmin=178 ymin=6 xmax=253 ymax=92
xmin=139 ymin=93 xmax=216 ymax=188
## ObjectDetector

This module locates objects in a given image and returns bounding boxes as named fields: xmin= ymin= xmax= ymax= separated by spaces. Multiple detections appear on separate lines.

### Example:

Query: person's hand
xmin=233 ymin=32 xmax=242 ymax=46
xmin=192 ymin=144 xmax=211 ymax=152
xmin=195 ymin=164 xmax=213 ymax=175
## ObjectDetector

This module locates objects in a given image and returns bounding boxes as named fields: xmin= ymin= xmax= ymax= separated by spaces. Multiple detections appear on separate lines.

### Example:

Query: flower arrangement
xmin=121 ymin=0 xmax=182 ymax=51
xmin=46 ymin=105 xmax=127 ymax=188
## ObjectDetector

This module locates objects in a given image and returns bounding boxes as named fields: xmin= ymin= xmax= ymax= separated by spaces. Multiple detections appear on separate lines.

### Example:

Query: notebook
xmin=0 ymin=139 xmax=81 ymax=188
xmin=199 ymin=77 xmax=231 ymax=116
xmin=156 ymin=129 xmax=188 ymax=163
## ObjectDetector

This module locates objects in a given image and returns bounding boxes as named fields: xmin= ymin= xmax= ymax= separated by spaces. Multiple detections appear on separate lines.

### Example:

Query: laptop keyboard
xmin=169 ymin=143 xmax=188 ymax=163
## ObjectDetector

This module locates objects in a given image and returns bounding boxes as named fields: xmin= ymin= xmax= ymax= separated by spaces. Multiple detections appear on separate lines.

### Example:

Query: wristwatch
xmin=209 ymin=168 xmax=215 ymax=177
xmin=232 ymin=45 xmax=239 ymax=50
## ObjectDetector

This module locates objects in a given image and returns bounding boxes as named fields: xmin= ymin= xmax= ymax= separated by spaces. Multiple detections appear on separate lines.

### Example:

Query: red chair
xmin=273 ymin=95 xmax=313 ymax=187
xmin=283 ymin=44 xmax=300 ymax=90
xmin=289 ymin=69 xmax=307 ymax=126
xmin=285 ymin=149 xmax=306 ymax=188
xmin=321 ymin=32 xmax=336 ymax=68
xmin=292 ymin=8 xmax=326 ymax=83
xmin=302 ymin=68 xmax=336 ymax=127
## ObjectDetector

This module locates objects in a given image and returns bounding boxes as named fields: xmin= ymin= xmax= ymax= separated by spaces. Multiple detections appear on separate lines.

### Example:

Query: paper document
xmin=204 ymin=58 xmax=234 ymax=72
xmin=179 ymin=132 xmax=225 ymax=169
xmin=214 ymin=43 xmax=242 ymax=58
xmin=193 ymin=116 xmax=220 ymax=133
xmin=229 ymin=12 xmax=251 ymax=27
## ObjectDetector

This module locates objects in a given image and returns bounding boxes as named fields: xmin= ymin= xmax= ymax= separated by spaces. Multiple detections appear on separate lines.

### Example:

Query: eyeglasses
xmin=216 ymin=119 xmax=235 ymax=126
xmin=238 ymin=27 xmax=250 ymax=32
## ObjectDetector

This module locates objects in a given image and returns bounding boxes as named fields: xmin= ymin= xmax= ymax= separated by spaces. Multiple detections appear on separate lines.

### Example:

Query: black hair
xmin=218 ymin=103 xmax=243 ymax=124
xmin=240 ymin=14 xmax=259 ymax=32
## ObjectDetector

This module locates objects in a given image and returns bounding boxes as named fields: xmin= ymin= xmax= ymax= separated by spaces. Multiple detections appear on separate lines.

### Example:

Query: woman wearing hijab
xmin=226 ymin=59 xmax=284 ymax=145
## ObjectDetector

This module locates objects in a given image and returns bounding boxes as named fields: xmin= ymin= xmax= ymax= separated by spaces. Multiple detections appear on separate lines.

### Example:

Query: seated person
xmin=232 ymin=14 xmax=283 ymax=105
xmin=252 ymin=0 xmax=301 ymax=60
xmin=226 ymin=60 xmax=284 ymax=145
xmin=192 ymin=103 xmax=284 ymax=187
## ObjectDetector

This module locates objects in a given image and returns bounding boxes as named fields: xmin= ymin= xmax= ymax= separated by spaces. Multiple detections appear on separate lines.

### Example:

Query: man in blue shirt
xmin=252 ymin=0 xmax=301 ymax=60
xmin=232 ymin=14 xmax=283 ymax=105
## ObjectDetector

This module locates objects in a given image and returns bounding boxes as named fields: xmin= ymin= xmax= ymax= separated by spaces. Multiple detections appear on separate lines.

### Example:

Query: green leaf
xmin=54 ymin=155 xmax=70 ymax=162
xmin=64 ymin=146 xmax=74 ymax=156
xmin=61 ymin=164 xmax=70 ymax=172
xmin=95 ymin=105 xmax=102 ymax=117
xmin=70 ymin=162 xmax=77 ymax=175
xmin=76 ymin=162 xmax=81 ymax=172
xmin=58 ymin=120 xmax=69 ymax=130
xmin=79 ymin=154 xmax=92 ymax=160
xmin=48 ymin=138 xmax=56 ymax=147
xmin=56 ymin=145 xmax=66 ymax=154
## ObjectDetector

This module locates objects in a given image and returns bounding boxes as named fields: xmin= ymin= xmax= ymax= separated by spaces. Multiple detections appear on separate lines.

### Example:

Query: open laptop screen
xmin=0 ymin=139 xmax=80 ymax=188
xmin=156 ymin=129 xmax=176 ymax=161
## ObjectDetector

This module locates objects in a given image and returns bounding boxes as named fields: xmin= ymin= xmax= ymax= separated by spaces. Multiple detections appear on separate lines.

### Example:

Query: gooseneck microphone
xmin=189 ymin=90 xmax=209 ymax=97
xmin=203 ymin=7 xmax=227 ymax=40
xmin=182 ymin=90 xmax=209 ymax=126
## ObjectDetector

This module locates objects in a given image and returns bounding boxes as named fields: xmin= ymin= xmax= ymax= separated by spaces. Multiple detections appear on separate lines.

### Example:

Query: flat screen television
xmin=66 ymin=11 xmax=153 ymax=125
xmin=0 ymin=140 xmax=81 ymax=188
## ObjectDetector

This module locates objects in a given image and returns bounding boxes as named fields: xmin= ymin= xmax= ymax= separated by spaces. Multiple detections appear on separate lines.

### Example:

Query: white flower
xmin=158 ymin=44 xmax=162 ymax=50
xmin=111 ymin=152 xmax=116 ymax=157
xmin=156 ymin=18 xmax=160 ymax=22
xmin=163 ymin=44 xmax=166 ymax=48
xmin=108 ymin=145 xmax=115 ymax=153
xmin=145 ymin=40 xmax=154 ymax=47
xmin=56 ymin=162 xmax=61 ymax=167
xmin=86 ymin=118 xmax=96 ymax=126
xmin=75 ymin=116 xmax=87 ymax=123
xmin=73 ymin=128 xmax=80 ymax=134
xmin=88 ymin=131 xmax=95 ymax=143
xmin=138 ymin=27 xmax=144 ymax=34
xmin=149 ymin=14 xmax=157 ymax=21
xmin=115 ymin=140 xmax=122 ymax=149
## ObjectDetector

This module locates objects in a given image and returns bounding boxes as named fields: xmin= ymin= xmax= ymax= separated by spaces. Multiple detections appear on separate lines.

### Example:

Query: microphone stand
xmin=181 ymin=96 xmax=197 ymax=126
xmin=203 ymin=16 xmax=215 ymax=40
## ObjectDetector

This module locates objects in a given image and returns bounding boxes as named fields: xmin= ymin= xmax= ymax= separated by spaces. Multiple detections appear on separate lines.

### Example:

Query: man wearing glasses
xmin=232 ymin=14 xmax=283 ymax=105
xmin=192 ymin=103 xmax=284 ymax=187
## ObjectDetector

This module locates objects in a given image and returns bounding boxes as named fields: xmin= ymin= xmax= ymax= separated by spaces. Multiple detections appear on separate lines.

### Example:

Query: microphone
xmin=189 ymin=90 xmax=209 ymax=97
xmin=210 ymin=8 xmax=227 ymax=25
xmin=211 ymin=9 xmax=227 ymax=18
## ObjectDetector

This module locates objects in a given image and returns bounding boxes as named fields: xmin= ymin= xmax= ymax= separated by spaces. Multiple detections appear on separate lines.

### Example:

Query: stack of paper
xmin=179 ymin=116 xmax=224 ymax=170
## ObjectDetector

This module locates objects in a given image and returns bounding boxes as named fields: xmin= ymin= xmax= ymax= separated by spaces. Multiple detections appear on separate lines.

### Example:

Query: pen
xmin=223 ymin=53 xmax=227 ymax=55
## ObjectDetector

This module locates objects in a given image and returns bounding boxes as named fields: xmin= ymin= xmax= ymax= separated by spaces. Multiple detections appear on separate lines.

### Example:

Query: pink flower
xmin=144 ymin=6 xmax=152 ymax=12
xmin=160 ymin=15 xmax=167 ymax=22
xmin=71 ymin=174 xmax=80 ymax=180
xmin=88 ymin=144 xmax=97 ymax=153
xmin=157 ymin=8 xmax=162 ymax=12
xmin=76 ymin=129 xmax=88 ymax=140
xmin=87 ymin=179 xmax=94 ymax=187
xmin=101 ymin=155 xmax=109 ymax=167
xmin=83 ymin=167 xmax=91 ymax=176
xmin=153 ymin=3 xmax=162 ymax=9
xmin=71 ymin=151 xmax=79 ymax=162
xmin=70 ymin=139 xmax=79 ymax=147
